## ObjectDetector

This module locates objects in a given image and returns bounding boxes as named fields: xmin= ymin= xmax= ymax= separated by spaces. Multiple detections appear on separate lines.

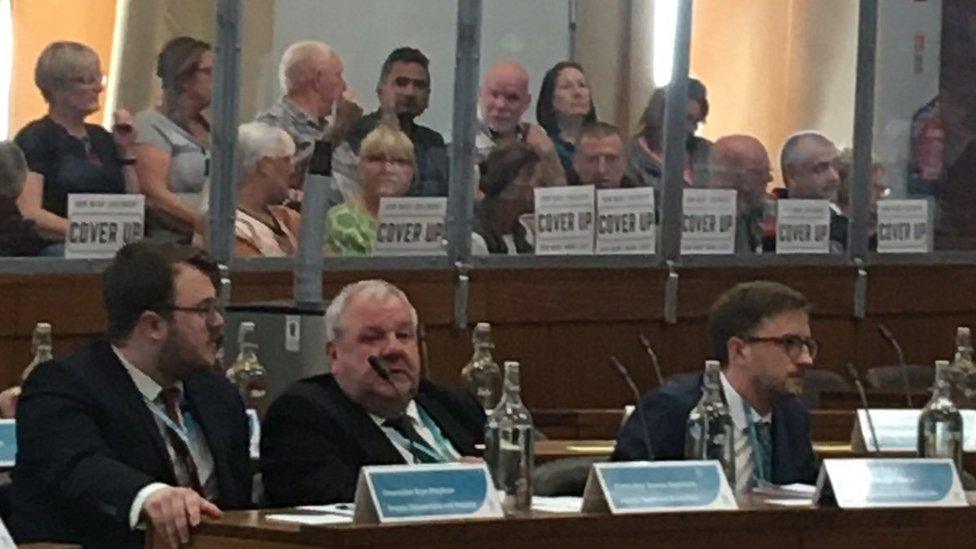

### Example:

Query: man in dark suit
xmin=261 ymin=280 xmax=485 ymax=506
xmin=613 ymin=281 xmax=819 ymax=490
xmin=11 ymin=242 xmax=252 ymax=548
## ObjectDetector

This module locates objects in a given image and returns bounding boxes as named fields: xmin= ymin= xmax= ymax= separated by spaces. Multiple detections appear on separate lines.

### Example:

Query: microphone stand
xmin=847 ymin=363 xmax=881 ymax=454
xmin=877 ymin=324 xmax=912 ymax=408
xmin=369 ymin=356 xmax=421 ymax=464
xmin=609 ymin=356 xmax=655 ymax=460
xmin=638 ymin=334 xmax=665 ymax=387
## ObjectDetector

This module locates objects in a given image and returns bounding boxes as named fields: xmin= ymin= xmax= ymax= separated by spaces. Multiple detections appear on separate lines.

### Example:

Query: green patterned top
xmin=325 ymin=202 xmax=378 ymax=256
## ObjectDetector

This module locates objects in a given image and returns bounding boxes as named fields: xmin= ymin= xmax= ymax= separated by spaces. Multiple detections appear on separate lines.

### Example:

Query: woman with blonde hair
xmin=324 ymin=124 xmax=415 ymax=255
xmin=15 ymin=41 xmax=139 ymax=256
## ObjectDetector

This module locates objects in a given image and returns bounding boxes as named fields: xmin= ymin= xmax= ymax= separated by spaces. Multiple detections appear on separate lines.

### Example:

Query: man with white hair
xmin=233 ymin=122 xmax=300 ymax=256
xmin=468 ymin=60 xmax=565 ymax=191
xmin=256 ymin=41 xmax=362 ymax=199
xmin=260 ymin=279 xmax=485 ymax=506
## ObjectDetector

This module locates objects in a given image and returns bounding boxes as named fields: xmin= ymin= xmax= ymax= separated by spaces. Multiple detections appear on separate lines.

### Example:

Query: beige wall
xmin=690 ymin=0 xmax=858 ymax=185
xmin=10 ymin=0 xmax=118 ymax=134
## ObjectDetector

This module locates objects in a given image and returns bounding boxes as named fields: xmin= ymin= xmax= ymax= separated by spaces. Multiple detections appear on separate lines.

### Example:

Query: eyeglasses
xmin=160 ymin=302 xmax=222 ymax=324
xmin=741 ymin=334 xmax=819 ymax=361
xmin=66 ymin=74 xmax=107 ymax=89
xmin=365 ymin=155 xmax=413 ymax=169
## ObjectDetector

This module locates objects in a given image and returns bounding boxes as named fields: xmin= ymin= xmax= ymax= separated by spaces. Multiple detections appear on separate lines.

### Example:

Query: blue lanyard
xmin=386 ymin=405 xmax=456 ymax=464
xmin=145 ymin=396 xmax=193 ymax=448
xmin=741 ymin=399 xmax=767 ymax=483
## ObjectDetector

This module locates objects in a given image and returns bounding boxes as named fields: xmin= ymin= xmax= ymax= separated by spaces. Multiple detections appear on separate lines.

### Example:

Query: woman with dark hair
xmin=536 ymin=61 xmax=597 ymax=176
xmin=15 ymin=41 xmax=139 ymax=256
xmin=627 ymin=78 xmax=712 ymax=190
xmin=472 ymin=141 xmax=544 ymax=255
xmin=134 ymin=37 xmax=213 ymax=243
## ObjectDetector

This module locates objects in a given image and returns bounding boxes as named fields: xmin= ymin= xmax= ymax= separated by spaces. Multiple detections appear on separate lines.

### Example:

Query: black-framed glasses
xmin=741 ymin=334 xmax=819 ymax=361
xmin=159 ymin=302 xmax=222 ymax=324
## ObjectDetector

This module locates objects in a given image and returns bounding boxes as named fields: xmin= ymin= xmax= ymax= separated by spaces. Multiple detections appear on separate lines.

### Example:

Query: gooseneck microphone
xmin=369 ymin=355 xmax=421 ymax=464
xmin=877 ymin=324 xmax=912 ymax=408
xmin=638 ymin=334 xmax=666 ymax=387
xmin=609 ymin=356 xmax=655 ymax=460
xmin=846 ymin=363 xmax=881 ymax=454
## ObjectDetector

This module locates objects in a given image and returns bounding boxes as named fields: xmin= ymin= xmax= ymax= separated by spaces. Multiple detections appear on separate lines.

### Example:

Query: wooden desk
xmin=165 ymin=496 xmax=976 ymax=549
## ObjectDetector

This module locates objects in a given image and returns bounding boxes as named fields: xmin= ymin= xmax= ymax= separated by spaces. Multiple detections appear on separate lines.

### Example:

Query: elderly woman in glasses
xmin=324 ymin=124 xmax=415 ymax=255
xmin=14 ymin=41 xmax=139 ymax=256
xmin=134 ymin=37 xmax=213 ymax=243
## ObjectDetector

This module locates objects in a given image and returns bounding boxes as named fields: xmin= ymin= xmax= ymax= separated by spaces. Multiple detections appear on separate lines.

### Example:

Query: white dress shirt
xmin=113 ymin=347 xmax=216 ymax=528
xmin=719 ymin=371 xmax=772 ymax=493
xmin=370 ymin=400 xmax=460 ymax=464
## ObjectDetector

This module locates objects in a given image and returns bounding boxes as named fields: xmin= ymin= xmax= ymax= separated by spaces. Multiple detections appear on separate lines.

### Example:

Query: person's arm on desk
xmin=138 ymin=485 xmax=221 ymax=548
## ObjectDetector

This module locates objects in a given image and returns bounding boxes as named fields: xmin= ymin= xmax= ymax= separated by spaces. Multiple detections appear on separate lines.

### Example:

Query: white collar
xmin=719 ymin=370 xmax=771 ymax=432
xmin=370 ymin=400 xmax=421 ymax=428
xmin=112 ymin=345 xmax=182 ymax=403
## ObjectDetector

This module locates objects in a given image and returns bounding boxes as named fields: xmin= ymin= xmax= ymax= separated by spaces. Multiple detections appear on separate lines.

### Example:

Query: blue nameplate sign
xmin=814 ymin=458 xmax=967 ymax=508
xmin=353 ymin=463 xmax=503 ymax=524
xmin=0 ymin=420 xmax=15 ymax=467
xmin=582 ymin=461 xmax=737 ymax=514
xmin=852 ymin=409 xmax=976 ymax=453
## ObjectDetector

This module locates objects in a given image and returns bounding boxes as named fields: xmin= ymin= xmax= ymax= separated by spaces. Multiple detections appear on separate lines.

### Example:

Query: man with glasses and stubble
xmin=612 ymin=281 xmax=819 ymax=492
xmin=11 ymin=241 xmax=252 ymax=548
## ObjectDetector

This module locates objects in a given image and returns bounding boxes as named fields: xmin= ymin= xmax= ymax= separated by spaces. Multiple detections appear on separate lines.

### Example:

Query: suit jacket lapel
xmin=327 ymin=381 xmax=405 ymax=465
xmin=96 ymin=342 xmax=177 ymax=485
xmin=770 ymin=402 xmax=796 ymax=483
xmin=415 ymin=392 xmax=477 ymax=455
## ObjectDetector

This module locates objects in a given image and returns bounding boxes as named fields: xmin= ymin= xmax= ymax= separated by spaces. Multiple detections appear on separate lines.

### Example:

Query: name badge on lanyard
xmin=742 ymin=400 xmax=768 ymax=483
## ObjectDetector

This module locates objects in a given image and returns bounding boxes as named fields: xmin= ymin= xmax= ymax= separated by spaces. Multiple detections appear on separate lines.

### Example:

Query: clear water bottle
xmin=918 ymin=360 xmax=963 ymax=472
xmin=485 ymin=361 xmax=533 ymax=514
xmin=461 ymin=323 xmax=502 ymax=410
xmin=22 ymin=322 xmax=53 ymax=381
xmin=947 ymin=327 xmax=976 ymax=407
xmin=225 ymin=322 xmax=269 ymax=415
xmin=684 ymin=360 xmax=736 ymax=488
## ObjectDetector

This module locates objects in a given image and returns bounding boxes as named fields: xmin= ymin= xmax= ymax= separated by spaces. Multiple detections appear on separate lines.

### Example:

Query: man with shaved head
xmin=469 ymin=60 xmax=565 ymax=190
xmin=779 ymin=132 xmax=848 ymax=252
xmin=710 ymin=135 xmax=773 ymax=253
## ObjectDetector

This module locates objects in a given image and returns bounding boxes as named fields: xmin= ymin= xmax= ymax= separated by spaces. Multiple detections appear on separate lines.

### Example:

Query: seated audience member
xmin=324 ymin=124 xmax=414 ymax=256
xmin=709 ymin=135 xmax=773 ymax=253
xmin=779 ymin=131 xmax=847 ymax=252
xmin=572 ymin=122 xmax=633 ymax=189
xmin=257 ymin=41 xmax=361 ymax=208
xmin=836 ymin=148 xmax=888 ymax=251
xmin=233 ymin=122 xmax=301 ymax=257
xmin=261 ymin=279 xmax=485 ymax=506
xmin=536 ymin=61 xmax=597 ymax=177
xmin=613 ymin=281 xmax=819 ymax=492
xmin=0 ymin=142 xmax=47 ymax=256
xmin=11 ymin=241 xmax=252 ymax=548
xmin=627 ymin=78 xmax=712 ymax=189
xmin=134 ymin=37 xmax=213 ymax=243
xmin=473 ymin=60 xmax=565 ymax=190
xmin=333 ymin=47 xmax=448 ymax=200
xmin=473 ymin=141 xmax=544 ymax=255
xmin=15 ymin=41 xmax=139 ymax=256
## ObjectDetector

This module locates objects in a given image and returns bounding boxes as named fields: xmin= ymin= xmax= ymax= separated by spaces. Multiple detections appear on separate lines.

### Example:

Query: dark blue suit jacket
xmin=611 ymin=373 xmax=819 ymax=485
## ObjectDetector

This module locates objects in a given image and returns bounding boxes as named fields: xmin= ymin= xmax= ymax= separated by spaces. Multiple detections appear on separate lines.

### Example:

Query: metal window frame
xmin=5 ymin=0 xmax=976 ymax=307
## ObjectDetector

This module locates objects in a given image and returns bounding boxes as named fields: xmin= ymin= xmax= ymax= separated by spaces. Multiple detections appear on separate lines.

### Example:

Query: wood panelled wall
xmin=1 ymin=265 xmax=974 ymax=409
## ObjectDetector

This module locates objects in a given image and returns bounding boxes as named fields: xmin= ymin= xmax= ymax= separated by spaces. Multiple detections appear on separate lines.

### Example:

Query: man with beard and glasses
xmin=11 ymin=241 xmax=252 ymax=548
xmin=613 ymin=281 xmax=819 ymax=493
xmin=260 ymin=280 xmax=485 ymax=506
xmin=333 ymin=47 xmax=449 ymax=199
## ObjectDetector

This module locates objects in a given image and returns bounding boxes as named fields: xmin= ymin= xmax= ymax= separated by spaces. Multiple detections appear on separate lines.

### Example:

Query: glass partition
xmin=682 ymin=0 xmax=858 ymax=259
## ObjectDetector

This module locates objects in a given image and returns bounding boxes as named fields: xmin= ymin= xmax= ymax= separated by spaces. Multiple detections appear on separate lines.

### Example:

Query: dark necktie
xmin=384 ymin=415 xmax=442 ymax=464
xmin=161 ymin=387 xmax=204 ymax=494
xmin=755 ymin=420 xmax=773 ymax=483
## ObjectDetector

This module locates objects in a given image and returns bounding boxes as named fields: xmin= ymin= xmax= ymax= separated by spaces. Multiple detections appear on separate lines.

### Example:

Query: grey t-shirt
xmin=134 ymin=108 xmax=210 ymax=212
